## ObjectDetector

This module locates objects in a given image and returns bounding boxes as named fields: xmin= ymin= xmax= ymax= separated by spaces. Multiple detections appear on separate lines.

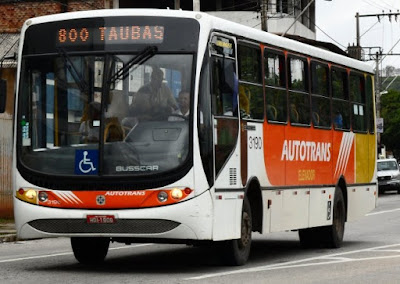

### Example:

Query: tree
xmin=385 ymin=65 xmax=396 ymax=77
xmin=380 ymin=89 xmax=400 ymax=157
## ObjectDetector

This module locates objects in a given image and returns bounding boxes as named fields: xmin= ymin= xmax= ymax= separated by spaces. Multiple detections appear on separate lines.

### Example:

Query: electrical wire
xmin=218 ymin=1 xmax=258 ymax=11
xmin=299 ymin=9 xmax=347 ymax=49
xmin=362 ymin=0 xmax=390 ymax=11
xmin=314 ymin=23 xmax=347 ymax=49
xmin=380 ymin=0 xmax=398 ymax=10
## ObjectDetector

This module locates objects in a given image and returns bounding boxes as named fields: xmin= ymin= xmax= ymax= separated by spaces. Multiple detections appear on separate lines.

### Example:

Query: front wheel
xmin=71 ymin=237 xmax=110 ymax=265
xmin=221 ymin=197 xmax=252 ymax=266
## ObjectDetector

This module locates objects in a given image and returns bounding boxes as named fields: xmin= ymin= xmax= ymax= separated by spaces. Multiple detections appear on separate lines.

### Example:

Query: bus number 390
xmin=249 ymin=136 xmax=262 ymax=149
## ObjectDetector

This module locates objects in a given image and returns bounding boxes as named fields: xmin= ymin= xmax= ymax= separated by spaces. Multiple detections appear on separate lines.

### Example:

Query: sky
xmin=316 ymin=0 xmax=400 ymax=69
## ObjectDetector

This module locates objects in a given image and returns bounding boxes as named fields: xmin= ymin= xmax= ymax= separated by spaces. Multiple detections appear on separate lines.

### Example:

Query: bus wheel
xmin=299 ymin=188 xmax=345 ymax=248
xmin=222 ymin=197 xmax=252 ymax=266
xmin=71 ymin=237 xmax=110 ymax=265
xmin=324 ymin=188 xmax=345 ymax=248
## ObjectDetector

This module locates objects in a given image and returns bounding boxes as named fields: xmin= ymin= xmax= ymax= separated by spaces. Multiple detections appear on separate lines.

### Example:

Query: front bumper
xmin=378 ymin=179 xmax=400 ymax=192
xmin=14 ymin=190 xmax=213 ymax=241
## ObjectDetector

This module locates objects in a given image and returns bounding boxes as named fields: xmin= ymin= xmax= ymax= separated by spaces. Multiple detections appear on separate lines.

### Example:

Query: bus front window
xmin=18 ymin=53 xmax=193 ymax=177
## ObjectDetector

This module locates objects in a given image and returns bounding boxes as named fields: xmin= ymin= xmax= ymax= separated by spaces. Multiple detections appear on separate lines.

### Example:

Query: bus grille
xmin=28 ymin=219 xmax=180 ymax=234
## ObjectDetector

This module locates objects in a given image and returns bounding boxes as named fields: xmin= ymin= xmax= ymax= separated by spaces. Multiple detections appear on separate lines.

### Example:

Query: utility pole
xmin=261 ymin=0 xmax=268 ymax=32
xmin=352 ymin=11 xmax=400 ymax=60
xmin=175 ymin=0 xmax=180 ymax=10
xmin=375 ymin=51 xmax=382 ymax=145
xmin=193 ymin=0 xmax=200 ymax=11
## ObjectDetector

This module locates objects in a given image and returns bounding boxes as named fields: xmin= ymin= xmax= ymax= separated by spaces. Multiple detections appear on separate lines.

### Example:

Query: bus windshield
xmin=18 ymin=51 xmax=193 ymax=177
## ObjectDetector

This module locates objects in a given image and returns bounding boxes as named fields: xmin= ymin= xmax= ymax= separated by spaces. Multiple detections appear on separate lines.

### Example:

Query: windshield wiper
xmin=57 ymin=48 xmax=89 ymax=93
xmin=107 ymin=46 xmax=158 ymax=86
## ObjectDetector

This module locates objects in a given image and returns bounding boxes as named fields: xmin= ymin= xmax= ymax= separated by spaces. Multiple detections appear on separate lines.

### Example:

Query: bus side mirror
xmin=0 ymin=79 xmax=6 ymax=113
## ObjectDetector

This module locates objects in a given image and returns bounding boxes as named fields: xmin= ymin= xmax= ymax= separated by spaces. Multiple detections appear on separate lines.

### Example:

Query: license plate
xmin=86 ymin=215 xmax=116 ymax=224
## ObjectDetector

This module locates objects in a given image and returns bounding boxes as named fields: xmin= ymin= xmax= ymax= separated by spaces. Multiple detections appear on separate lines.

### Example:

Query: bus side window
xmin=310 ymin=61 xmax=330 ymax=128
xmin=211 ymin=56 xmax=238 ymax=117
xmin=366 ymin=75 xmax=374 ymax=133
xmin=332 ymin=68 xmax=350 ymax=130
xmin=238 ymin=43 xmax=264 ymax=120
xmin=264 ymin=49 xmax=287 ymax=123
xmin=288 ymin=56 xmax=309 ymax=125
xmin=350 ymin=72 xmax=367 ymax=132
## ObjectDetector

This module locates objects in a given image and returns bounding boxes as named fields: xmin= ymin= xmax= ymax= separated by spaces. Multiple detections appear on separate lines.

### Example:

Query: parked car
xmin=377 ymin=158 xmax=400 ymax=194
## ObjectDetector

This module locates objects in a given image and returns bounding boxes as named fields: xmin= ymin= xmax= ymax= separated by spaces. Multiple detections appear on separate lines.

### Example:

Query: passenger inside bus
xmin=79 ymin=101 xmax=101 ymax=143
xmin=334 ymin=111 xmax=343 ymax=128
xmin=130 ymin=67 xmax=178 ymax=121
xmin=168 ymin=90 xmax=190 ymax=121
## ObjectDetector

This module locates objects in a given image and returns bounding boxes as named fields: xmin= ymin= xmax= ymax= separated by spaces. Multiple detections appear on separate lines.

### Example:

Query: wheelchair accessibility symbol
xmin=75 ymin=150 xmax=98 ymax=175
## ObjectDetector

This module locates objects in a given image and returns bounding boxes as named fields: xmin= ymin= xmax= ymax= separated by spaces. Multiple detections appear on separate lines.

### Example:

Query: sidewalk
xmin=0 ymin=221 xmax=17 ymax=243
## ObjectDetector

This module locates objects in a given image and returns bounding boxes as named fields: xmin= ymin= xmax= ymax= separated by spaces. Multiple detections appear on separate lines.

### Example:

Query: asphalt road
xmin=0 ymin=192 xmax=400 ymax=284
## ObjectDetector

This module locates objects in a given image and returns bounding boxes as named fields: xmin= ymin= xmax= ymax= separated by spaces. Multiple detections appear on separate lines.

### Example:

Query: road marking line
xmin=321 ymin=256 xmax=353 ymax=261
xmin=374 ymin=249 xmax=400 ymax=253
xmin=0 ymin=243 xmax=152 ymax=264
xmin=185 ymin=243 xmax=400 ymax=280
xmin=0 ymin=252 xmax=72 ymax=264
xmin=367 ymin=208 xmax=400 ymax=216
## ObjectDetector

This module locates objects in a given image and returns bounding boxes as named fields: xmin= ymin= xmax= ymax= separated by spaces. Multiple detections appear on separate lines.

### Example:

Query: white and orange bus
xmin=0 ymin=9 xmax=376 ymax=265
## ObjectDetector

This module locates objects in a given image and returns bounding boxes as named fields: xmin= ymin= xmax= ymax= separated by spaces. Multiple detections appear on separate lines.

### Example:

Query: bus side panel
xmin=212 ymin=141 xmax=242 ymax=241
xmin=346 ymin=185 xmax=376 ymax=222
xmin=280 ymin=189 xmax=309 ymax=230
xmin=368 ymin=133 xmax=377 ymax=183
xmin=263 ymin=123 xmax=285 ymax=185
xmin=332 ymin=131 xmax=355 ymax=183
xmin=308 ymin=187 xmax=335 ymax=227
xmin=212 ymin=194 xmax=242 ymax=240
xmin=247 ymin=122 xmax=269 ymax=185
xmin=267 ymin=189 xmax=310 ymax=232
xmin=355 ymin=133 xmax=371 ymax=183
xmin=268 ymin=190 xmax=283 ymax=232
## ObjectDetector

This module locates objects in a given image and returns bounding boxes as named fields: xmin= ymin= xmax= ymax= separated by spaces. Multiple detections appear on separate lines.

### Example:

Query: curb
xmin=0 ymin=234 xmax=18 ymax=243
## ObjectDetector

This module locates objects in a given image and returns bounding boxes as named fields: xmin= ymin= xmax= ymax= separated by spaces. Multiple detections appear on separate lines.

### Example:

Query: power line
xmin=380 ymin=0 xmax=399 ymax=10
xmin=360 ymin=20 xmax=380 ymax=39
xmin=315 ymin=24 xmax=347 ymax=49
xmin=299 ymin=8 xmax=347 ymax=49
xmin=362 ymin=0 xmax=390 ymax=11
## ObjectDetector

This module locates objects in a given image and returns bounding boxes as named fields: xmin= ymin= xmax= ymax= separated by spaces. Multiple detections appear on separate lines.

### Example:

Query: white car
xmin=377 ymin=158 xmax=400 ymax=194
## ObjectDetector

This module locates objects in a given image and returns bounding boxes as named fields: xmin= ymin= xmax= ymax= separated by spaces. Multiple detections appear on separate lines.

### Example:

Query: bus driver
xmin=130 ymin=67 xmax=178 ymax=120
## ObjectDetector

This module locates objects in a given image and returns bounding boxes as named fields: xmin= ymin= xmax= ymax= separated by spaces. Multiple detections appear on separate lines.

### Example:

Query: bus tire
xmin=299 ymin=188 xmax=345 ymax=248
xmin=221 ymin=197 xmax=252 ymax=266
xmin=71 ymin=237 xmax=110 ymax=265
xmin=323 ymin=187 xmax=345 ymax=248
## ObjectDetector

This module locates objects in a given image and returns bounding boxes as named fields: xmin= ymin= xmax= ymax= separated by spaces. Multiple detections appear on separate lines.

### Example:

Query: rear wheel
xmin=221 ymin=197 xmax=252 ymax=266
xmin=299 ymin=187 xmax=345 ymax=248
xmin=71 ymin=237 xmax=110 ymax=265
xmin=324 ymin=188 xmax=345 ymax=248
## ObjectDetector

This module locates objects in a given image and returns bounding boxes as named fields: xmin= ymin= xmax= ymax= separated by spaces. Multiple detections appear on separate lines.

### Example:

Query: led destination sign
xmin=57 ymin=25 xmax=165 ymax=45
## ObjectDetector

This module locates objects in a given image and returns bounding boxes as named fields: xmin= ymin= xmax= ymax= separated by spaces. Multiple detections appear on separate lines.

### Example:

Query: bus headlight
xmin=16 ymin=188 xmax=38 ymax=204
xmin=157 ymin=191 xmax=168 ymax=202
xmin=38 ymin=191 xmax=48 ymax=202
xmin=171 ymin=188 xmax=183 ymax=200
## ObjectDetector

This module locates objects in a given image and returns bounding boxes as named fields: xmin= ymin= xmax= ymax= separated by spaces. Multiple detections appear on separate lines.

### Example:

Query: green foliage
xmin=380 ymin=89 xmax=400 ymax=156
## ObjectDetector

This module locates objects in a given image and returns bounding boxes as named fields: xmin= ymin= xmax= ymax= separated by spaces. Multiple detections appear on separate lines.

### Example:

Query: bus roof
xmin=22 ymin=8 xmax=374 ymax=74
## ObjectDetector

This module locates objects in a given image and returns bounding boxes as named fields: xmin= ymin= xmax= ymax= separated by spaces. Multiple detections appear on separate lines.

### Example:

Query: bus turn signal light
xmin=16 ymin=188 xmax=39 ymax=204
